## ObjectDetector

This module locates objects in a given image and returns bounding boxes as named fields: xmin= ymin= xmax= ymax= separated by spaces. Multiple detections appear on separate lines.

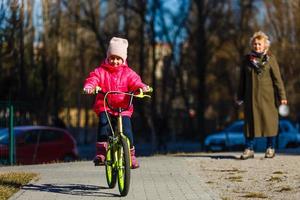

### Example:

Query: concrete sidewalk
xmin=2 ymin=155 xmax=220 ymax=200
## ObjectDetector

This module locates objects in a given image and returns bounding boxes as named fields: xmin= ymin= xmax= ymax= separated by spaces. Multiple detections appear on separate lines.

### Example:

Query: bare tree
xmin=264 ymin=0 xmax=300 ymax=119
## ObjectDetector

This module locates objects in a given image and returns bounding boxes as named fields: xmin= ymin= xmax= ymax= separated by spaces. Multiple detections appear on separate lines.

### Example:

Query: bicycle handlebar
xmin=98 ymin=88 xmax=151 ymax=99
xmin=83 ymin=86 xmax=152 ymax=112
xmin=97 ymin=88 xmax=152 ymax=113
xmin=83 ymin=87 xmax=152 ymax=137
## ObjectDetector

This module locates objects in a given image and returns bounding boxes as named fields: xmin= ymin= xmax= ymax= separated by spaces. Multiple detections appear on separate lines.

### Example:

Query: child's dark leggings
xmin=97 ymin=112 xmax=134 ymax=148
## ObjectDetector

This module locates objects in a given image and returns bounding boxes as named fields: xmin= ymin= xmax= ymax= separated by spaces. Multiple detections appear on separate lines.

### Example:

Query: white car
xmin=204 ymin=119 xmax=300 ymax=152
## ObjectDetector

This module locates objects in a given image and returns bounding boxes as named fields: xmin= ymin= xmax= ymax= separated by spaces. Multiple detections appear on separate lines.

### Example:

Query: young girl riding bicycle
xmin=83 ymin=37 xmax=151 ymax=169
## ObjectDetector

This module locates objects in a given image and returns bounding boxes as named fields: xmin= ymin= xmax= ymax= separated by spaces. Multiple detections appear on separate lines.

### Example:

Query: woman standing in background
xmin=237 ymin=31 xmax=287 ymax=159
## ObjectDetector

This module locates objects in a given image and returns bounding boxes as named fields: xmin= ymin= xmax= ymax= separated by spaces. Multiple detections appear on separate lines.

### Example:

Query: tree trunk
xmin=195 ymin=0 xmax=207 ymax=146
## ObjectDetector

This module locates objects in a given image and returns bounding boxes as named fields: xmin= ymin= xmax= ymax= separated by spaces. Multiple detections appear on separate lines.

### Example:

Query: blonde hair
xmin=249 ymin=31 xmax=271 ymax=52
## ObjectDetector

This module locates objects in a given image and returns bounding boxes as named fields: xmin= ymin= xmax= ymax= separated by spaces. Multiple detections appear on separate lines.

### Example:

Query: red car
xmin=0 ymin=126 xmax=79 ymax=165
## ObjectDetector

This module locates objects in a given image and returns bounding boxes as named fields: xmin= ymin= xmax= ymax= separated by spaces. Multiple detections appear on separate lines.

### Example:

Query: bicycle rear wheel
xmin=105 ymin=144 xmax=117 ymax=188
xmin=117 ymin=136 xmax=131 ymax=196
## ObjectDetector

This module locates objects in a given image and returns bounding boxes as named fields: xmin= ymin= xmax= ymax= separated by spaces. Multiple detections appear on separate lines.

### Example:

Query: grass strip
xmin=0 ymin=172 xmax=38 ymax=200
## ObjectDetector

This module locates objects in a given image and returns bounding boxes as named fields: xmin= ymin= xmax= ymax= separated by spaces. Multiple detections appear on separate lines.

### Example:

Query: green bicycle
xmin=99 ymin=89 xmax=151 ymax=196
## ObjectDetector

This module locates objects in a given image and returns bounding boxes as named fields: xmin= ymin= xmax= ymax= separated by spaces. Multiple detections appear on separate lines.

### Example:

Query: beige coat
xmin=238 ymin=53 xmax=287 ymax=138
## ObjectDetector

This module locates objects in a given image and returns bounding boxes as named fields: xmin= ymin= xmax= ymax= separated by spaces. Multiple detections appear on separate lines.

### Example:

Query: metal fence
xmin=0 ymin=101 xmax=34 ymax=165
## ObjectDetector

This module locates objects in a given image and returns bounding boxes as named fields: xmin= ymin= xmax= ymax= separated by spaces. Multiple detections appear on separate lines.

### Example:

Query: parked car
xmin=204 ymin=119 xmax=300 ymax=152
xmin=0 ymin=126 xmax=79 ymax=164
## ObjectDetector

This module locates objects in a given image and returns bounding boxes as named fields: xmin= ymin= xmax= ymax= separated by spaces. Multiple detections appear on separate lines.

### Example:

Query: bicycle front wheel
xmin=105 ymin=145 xmax=117 ymax=188
xmin=117 ymin=136 xmax=131 ymax=196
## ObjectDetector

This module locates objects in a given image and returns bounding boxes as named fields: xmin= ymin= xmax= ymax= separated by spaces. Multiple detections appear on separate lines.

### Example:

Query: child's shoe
xmin=94 ymin=142 xmax=107 ymax=166
xmin=130 ymin=147 xmax=139 ymax=169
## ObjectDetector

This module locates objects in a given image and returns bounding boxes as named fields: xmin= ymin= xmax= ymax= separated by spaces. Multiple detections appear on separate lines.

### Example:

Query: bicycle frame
xmin=102 ymin=90 xmax=148 ymax=137
xmin=100 ymin=89 xmax=151 ymax=196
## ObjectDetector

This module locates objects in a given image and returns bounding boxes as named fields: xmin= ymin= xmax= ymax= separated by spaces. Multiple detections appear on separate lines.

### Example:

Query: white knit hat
xmin=107 ymin=37 xmax=128 ymax=62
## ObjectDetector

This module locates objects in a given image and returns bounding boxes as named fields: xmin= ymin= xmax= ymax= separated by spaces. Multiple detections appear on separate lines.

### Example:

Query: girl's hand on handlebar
xmin=142 ymin=86 xmax=153 ymax=93
xmin=83 ymin=87 xmax=94 ymax=94
xmin=95 ymin=86 xmax=102 ymax=93
xmin=83 ymin=86 xmax=101 ymax=94
xmin=135 ymin=87 xmax=152 ymax=98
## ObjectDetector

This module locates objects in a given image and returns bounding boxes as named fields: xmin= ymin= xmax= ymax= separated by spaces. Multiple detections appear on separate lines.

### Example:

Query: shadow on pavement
xmin=172 ymin=153 xmax=240 ymax=160
xmin=277 ymin=148 xmax=300 ymax=155
xmin=22 ymin=183 xmax=120 ymax=197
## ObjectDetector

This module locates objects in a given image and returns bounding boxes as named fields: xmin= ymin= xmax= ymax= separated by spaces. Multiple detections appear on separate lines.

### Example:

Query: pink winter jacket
xmin=84 ymin=61 xmax=147 ymax=117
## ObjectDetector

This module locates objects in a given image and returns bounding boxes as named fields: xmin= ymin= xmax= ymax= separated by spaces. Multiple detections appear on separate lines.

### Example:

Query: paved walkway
xmin=2 ymin=155 xmax=220 ymax=200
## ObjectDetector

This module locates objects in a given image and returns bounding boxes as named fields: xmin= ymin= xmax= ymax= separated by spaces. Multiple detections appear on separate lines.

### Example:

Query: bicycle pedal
xmin=105 ymin=161 xmax=113 ymax=166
